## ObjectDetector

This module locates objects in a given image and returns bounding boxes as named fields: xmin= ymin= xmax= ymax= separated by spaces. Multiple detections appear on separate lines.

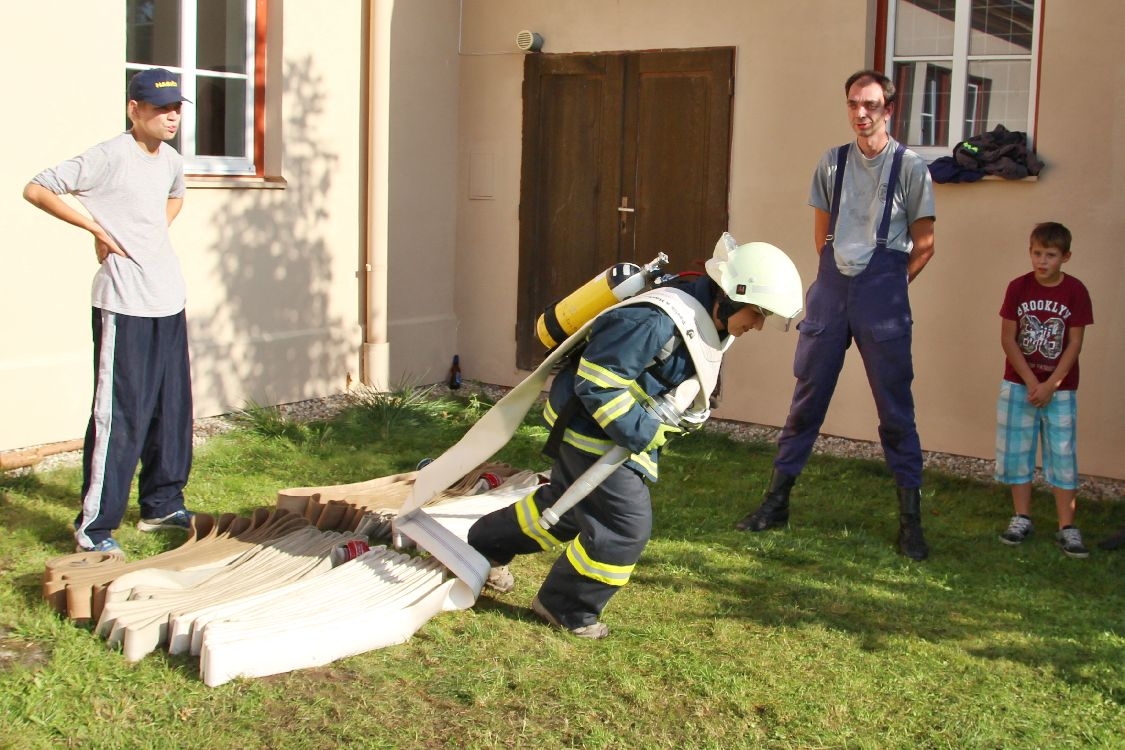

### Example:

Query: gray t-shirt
xmin=808 ymin=136 xmax=935 ymax=276
xmin=32 ymin=132 xmax=187 ymax=317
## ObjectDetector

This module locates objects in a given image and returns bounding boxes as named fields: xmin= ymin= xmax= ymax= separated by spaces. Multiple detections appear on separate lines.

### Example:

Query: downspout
xmin=362 ymin=0 xmax=393 ymax=389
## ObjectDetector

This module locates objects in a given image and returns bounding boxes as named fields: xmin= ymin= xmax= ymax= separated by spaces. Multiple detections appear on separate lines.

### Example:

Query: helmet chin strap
xmin=715 ymin=294 xmax=743 ymax=331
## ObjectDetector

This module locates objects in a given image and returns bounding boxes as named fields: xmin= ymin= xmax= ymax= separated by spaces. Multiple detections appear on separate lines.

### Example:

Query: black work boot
xmin=897 ymin=487 xmax=929 ymax=561
xmin=735 ymin=470 xmax=797 ymax=532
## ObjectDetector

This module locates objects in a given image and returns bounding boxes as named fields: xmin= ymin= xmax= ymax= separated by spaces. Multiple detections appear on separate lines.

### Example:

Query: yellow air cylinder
xmin=536 ymin=262 xmax=650 ymax=349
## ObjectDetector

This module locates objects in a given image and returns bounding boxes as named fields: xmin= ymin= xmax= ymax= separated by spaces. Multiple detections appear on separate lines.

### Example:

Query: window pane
xmin=966 ymin=59 xmax=1030 ymax=136
xmin=197 ymin=0 xmax=248 ymax=74
xmin=126 ymin=0 xmax=181 ymax=67
xmin=891 ymin=61 xmax=952 ymax=147
xmin=969 ymin=0 xmax=1034 ymax=55
xmin=894 ymin=0 xmax=955 ymax=56
xmin=195 ymin=75 xmax=247 ymax=157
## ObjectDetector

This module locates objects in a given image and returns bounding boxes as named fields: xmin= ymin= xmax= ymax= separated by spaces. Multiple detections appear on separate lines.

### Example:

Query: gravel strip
xmin=13 ymin=385 xmax=1123 ymax=502
xmin=464 ymin=382 xmax=1124 ymax=502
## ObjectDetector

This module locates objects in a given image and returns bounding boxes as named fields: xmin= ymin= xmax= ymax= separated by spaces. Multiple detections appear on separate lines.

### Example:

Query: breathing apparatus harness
xmin=540 ymin=264 xmax=722 ymax=459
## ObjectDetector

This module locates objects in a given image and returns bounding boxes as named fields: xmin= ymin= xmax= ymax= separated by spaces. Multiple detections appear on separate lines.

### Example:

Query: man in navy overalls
xmin=735 ymin=69 xmax=936 ymax=560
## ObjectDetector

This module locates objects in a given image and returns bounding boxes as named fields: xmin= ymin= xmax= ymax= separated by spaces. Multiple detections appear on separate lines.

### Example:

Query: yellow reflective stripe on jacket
xmin=590 ymin=391 xmax=633 ymax=429
xmin=629 ymin=449 xmax=658 ymax=479
xmin=576 ymin=357 xmax=632 ymax=390
xmin=561 ymin=428 xmax=614 ymax=455
xmin=578 ymin=358 xmax=653 ymax=433
xmin=543 ymin=398 xmax=560 ymax=426
xmin=565 ymin=536 xmax=635 ymax=587
xmin=546 ymin=399 xmax=658 ymax=476
xmin=514 ymin=492 xmax=563 ymax=550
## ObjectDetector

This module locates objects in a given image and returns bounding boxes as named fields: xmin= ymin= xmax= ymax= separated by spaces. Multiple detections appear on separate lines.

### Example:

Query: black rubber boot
xmin=897 ymin=487 xmax=929 ymax=561
xmin=735 ymin=470 xmax=797 ymax=532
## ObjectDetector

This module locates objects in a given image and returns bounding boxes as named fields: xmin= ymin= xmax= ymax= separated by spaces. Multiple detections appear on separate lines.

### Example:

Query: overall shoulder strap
xmin=825 ymin=143 xmax=850 ymax=242
xmin=876 ymin=142 xmax=907 ymax=246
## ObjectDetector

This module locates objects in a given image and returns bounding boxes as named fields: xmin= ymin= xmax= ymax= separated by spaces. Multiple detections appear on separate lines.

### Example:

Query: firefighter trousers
xmin=468 ymin=442 xmax=651 ymax=629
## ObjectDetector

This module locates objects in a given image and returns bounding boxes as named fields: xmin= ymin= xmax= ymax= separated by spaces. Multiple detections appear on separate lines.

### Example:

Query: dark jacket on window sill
xmin=943 ymin=124 xmax=1044 ymax=181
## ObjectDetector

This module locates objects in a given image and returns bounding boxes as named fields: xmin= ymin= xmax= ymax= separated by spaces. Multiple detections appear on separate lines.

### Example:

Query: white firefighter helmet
xmin=705 ymin=232 xmax=804 ymax=330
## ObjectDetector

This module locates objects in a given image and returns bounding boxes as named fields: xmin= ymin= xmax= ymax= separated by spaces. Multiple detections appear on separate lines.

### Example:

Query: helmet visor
xmin=723 ymin=300 xmax=798 ymax=333
xmin=756 ymin=304 xmax=802 ymax=332
xmin=765 ymin=308 xmax=801 ymax=335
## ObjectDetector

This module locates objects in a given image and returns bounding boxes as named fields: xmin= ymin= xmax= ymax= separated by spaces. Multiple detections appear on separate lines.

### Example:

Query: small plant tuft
xmin=347 ymin=380 xmax=451 ymax=438
xmin=229 ymin=399 xmax=332 ymax=446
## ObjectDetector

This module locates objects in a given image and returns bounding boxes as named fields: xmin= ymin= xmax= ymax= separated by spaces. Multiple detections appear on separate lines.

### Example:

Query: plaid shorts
xmin=994 ymin=380 xmax=1078 ymax=489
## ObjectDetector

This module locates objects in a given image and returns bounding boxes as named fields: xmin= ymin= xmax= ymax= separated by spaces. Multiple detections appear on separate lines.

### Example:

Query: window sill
xmin=186 ymin=175 xmax=288 ymax=189
xmin=933 ymin=175 xmax=1039 ymax=185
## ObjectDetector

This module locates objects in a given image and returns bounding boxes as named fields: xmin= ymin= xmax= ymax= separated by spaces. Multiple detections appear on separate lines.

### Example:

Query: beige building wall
xmin=177 ymin=1 xmax=366 ymax=416
xmin=3 ymin=5 xmax=132 ymax=452
xmin=452 ymin=0 xmax=1124 ymax=480
xmin=3 ymin=1 xmax=1121 ymax=483
xmin=382 ymin=0 xmax=462 ymax=388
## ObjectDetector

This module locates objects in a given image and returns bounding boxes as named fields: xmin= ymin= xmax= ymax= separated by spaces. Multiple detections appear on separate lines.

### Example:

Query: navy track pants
xmin=75 ymin=308 xmax=193 ymax=548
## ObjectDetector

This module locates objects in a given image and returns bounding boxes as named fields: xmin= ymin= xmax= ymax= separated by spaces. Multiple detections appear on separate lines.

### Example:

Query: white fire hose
xmin=538 ymin=379 xmax=706 ymax=530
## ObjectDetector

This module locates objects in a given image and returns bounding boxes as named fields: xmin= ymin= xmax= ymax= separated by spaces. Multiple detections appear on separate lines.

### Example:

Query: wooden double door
xmin=516 ymin=47 xmax=735 ymax=369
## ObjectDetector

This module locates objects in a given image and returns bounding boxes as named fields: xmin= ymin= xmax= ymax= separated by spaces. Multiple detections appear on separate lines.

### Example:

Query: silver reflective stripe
xmin=75 ymin=310 xmax=116 ymax=548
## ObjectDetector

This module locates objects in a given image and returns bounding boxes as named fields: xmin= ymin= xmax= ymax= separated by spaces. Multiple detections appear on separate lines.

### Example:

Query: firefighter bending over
xmin=468 ymin=234 xmax=804 ymax=638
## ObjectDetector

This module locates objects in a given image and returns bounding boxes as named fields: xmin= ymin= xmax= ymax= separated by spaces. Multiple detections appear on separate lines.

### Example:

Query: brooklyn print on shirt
xmin=999 ymin=272 xmax=1094 ymax=390
xmin=1016 ymin=300 xmax=1067 ymax=359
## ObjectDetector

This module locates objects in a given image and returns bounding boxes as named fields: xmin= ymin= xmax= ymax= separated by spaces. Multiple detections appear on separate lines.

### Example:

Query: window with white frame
xmin=883 ymin=0 xmax=1040 ymax=160
xmin=126 ymin=0 xmax=260 ymax=176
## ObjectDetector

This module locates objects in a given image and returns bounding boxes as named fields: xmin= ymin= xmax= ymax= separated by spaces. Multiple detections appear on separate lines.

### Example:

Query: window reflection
xmin=126 ymin=0 xmax=181 ymax=68
xmin=196 ymin=76 xmax=247 ymax=157
xmin=890 ymin=0 xmax=1035 ymax=148
xmin=969 ymin=0 xmax=1033 ymax=54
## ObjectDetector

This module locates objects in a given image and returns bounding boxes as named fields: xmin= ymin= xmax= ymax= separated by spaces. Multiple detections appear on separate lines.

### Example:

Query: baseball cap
xmin=128 ymin=68 xmax=191 ymax=106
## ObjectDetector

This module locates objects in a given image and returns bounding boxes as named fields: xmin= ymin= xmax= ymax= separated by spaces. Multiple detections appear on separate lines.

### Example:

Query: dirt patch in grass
xmin=0 ymin=627 xmax=50 ymax=671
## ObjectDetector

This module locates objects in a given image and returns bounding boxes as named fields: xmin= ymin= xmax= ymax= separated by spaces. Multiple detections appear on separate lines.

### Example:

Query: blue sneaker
xmin=76 ymin=538 xmax=125 ymax=557
xmin=136 ymin=508 xmax=194 ymax=532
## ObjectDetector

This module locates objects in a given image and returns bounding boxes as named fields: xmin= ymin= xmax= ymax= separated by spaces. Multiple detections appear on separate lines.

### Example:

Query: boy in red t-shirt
xmin=995 ymin=222 xmax=1094 ymax=557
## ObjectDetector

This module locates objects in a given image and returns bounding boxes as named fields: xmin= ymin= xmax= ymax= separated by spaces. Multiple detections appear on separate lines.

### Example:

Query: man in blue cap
xmin=22 ymin=68 xmax=196 ymax=557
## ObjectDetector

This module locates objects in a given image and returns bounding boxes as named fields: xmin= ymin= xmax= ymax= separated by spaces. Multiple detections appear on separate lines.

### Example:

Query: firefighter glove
xmin=645 ymin=423 xmax=684 ymax=452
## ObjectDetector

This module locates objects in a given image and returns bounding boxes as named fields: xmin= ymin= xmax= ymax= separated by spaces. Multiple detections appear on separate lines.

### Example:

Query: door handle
xmin=618 ymin=196 xmax=634 ymax=232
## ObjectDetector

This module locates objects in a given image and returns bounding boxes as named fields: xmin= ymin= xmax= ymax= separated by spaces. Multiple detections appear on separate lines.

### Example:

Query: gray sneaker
xmin=137 ymin=508 xmax=194 ymax=532
xmin=531 ymin=596 xmax=608 ymax=640
xmin=1056 ymin=526 xmax=1090 ymax=559
xmin=1000 ymin=515 xmax=1034 ymax=545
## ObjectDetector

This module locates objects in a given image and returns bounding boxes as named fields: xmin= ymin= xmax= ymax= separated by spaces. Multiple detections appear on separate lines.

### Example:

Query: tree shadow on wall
xmin=190 ymin=55 xmax=356 ymax=412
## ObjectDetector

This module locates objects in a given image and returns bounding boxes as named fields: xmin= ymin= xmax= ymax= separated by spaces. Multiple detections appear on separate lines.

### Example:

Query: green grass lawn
xmin=1 ymin=389 xmax=1122 ymax=749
